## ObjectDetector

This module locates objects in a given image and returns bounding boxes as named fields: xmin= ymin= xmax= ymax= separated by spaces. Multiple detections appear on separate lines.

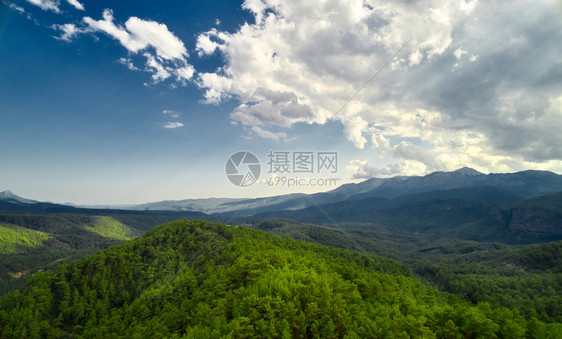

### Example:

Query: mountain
xmin=4 ymin=168 xmax=562 ymax=216
xmin=249 ymin=219 xmax=562 ymax=323
xmin=133 ymin=197 xmax=247 ymax=212
xmin=0 ymin=194 xmax=210 ymax=218
xmin=254 ymin=187 xmax=562 ymax=244
xmin=1 ymin=220 xmax=560 ymax=337
xmin=126 ymin=168 xmax=562 ymax=216
xmin=0 ymin=190 xmax=38 ymax=204
xmin=123 ymin=193 xmax=308 ymax=215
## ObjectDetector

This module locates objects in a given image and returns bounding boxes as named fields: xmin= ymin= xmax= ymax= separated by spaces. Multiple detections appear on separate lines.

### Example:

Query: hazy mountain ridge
xmin=0 ymin=190 xmax=39 ymax=204
xmin=127 ymin=168 xmax=562 ymax=215
xmin=2 ymin=168 xmax=561 ymax=245
xmin=3 ymin=168 xmax=561 ymax=216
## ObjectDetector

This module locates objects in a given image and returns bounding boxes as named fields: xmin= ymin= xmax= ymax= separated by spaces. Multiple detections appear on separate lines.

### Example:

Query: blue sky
xmin=1 ymin=0 xmax=561 ymax=204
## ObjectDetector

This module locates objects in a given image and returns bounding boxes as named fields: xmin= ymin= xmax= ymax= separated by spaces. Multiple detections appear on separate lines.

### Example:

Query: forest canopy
xmin=1 ymin=220 xmax=561 ymax=338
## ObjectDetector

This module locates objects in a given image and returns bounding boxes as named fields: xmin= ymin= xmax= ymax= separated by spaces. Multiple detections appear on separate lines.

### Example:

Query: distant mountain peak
xmin=0 ymin=190 xmax=38 ymax=204
xmin=453 ymin=167 xmax=483 ymax=176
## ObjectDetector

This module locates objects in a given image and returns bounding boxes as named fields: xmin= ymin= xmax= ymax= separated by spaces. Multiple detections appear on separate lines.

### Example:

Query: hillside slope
xmin=1 ymin=220 xmax=560 ymax=337
xmin=0 ymin=223 xmax=51 ymax=254
xmin=0 ymin=214 xmax=148 ymax=295
xmin=251 ymin=219 xmax=562 ymax=323
xmin=254 ymin=187 xmax=562 ymax=244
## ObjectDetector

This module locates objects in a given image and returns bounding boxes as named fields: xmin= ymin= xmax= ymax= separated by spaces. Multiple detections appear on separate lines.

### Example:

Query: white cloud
xmin=143 ymin=52 xmax=171 ymax=82
xmin=26 ymin=0 xmax=60 ymax=13
xmin=251 ymin=126 xmax=287 ymax=140
xmin=343 ymin=117 xmax=369 ymax=149
xmin=118 ymin=58 xmax=139 ymax=71
xmin=346 ymin=159 xmax=403 ymax=178
xmin=53 ymin=23 xmax=88 ymax=42
xmin=195 ymin=29 xmax=220 ymax=56
xmin=163 ymin=122 xmax=184 ymax=129
xmin=162 ymin=110 xmax=180 ymax=118
xmin=83 ymin=9 xmax=189 ymax=60
xmin=454 ymin=48 xmax=467 ymax=59
xmin=371 ymin=132 xmax=391 ymax=155
xmin=124 ymin=16 xmax=188 ymax=60
xmin=393 ymin=141 xmax=443 ymax=171
xmin=195 ymin=0 xmax=472 ymax=139
xmin=173 ymin=65 xmax=196 ymax=85
xmin=9 ymin=3 xmax=26 ymax=13
xmin=196 ymin=0 xmax=562 ymax=175
xmin=66 ymin=0 xmax=83 ymax=11
xmin=79 ymin=9 xmax=193 ymax=84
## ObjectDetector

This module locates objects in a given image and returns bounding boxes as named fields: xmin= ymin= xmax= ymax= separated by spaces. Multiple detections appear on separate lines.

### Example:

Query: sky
xmin=0 ymin=0 xmax=561 ymax=205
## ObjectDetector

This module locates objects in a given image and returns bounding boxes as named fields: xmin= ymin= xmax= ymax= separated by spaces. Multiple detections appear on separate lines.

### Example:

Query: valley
xmin=1 ymin=169 xmax=562 ymax=336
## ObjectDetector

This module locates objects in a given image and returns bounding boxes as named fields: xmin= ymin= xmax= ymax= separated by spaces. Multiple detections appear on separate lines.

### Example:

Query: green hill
xmin=411 ymin=240 xmax=562 ymax=323
xmin=504 ymin=240 xmax=562 ymax=273
xmin=250 ymin=219 xmax=562 ymax=324
xmin=0 ymin=214 xmax=149 ymax=296
xmin=254 ymin=187 xmax=562 ymax=244
xmin=0 ymin=222 xmax=51 ymax=254
xmin=82 ymin=216 xmax=143 ymax=241
xmin=1 ymin=220 xmax=560 ymax=337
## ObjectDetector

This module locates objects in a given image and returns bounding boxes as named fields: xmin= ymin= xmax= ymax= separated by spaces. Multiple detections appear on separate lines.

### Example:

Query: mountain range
xmin=108 ymin=167 xmax=562 ymax=215
xmin=2 ymin=168 xmax=562 ymax=245
xmin=222 ymin=167 xmax=562 ymax=216
xmin=5 ymin=167 xmax=561 ymax=216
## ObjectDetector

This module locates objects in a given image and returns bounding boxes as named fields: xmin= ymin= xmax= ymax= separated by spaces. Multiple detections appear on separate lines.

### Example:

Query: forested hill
xmin=1 ymin=220 xmax=561 ymax=337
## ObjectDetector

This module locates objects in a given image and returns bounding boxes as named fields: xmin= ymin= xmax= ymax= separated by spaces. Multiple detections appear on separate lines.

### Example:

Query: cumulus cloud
xmin=343 ymin=117 xmax=369 ymax=149
xmin=26 ymin=0 xmax=60 ymax=13
xmin=194 ymin=0 xmax=476 ymax=149
xmin=196 ymin=29 xmax=221 ymax=56
xmin=143 ymin=52 xmax=171 ymax=82
xmin=371 ymin=132 xmax=391 ymax=155
xmin=195 ymin=0 xmax=562 ymax=175
xmin=453 ymin=48 xmax=467 ymax=59
xmin=58 ymin=9 xmax=196 ymax=85
xmin=66 ymin=0 xmax=83 ymax=11
xmin=346 ymin=159 xmax=403 ymax=179
xmin=53 ymin=23 xmax=88 ymax=42
xmin=163 ymin=122 xmax=184 ymax=129
xmin=122 ymin=16 xmax=188 ymax=60
xmin=251 ymin=126 xmax=287 ymax=140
